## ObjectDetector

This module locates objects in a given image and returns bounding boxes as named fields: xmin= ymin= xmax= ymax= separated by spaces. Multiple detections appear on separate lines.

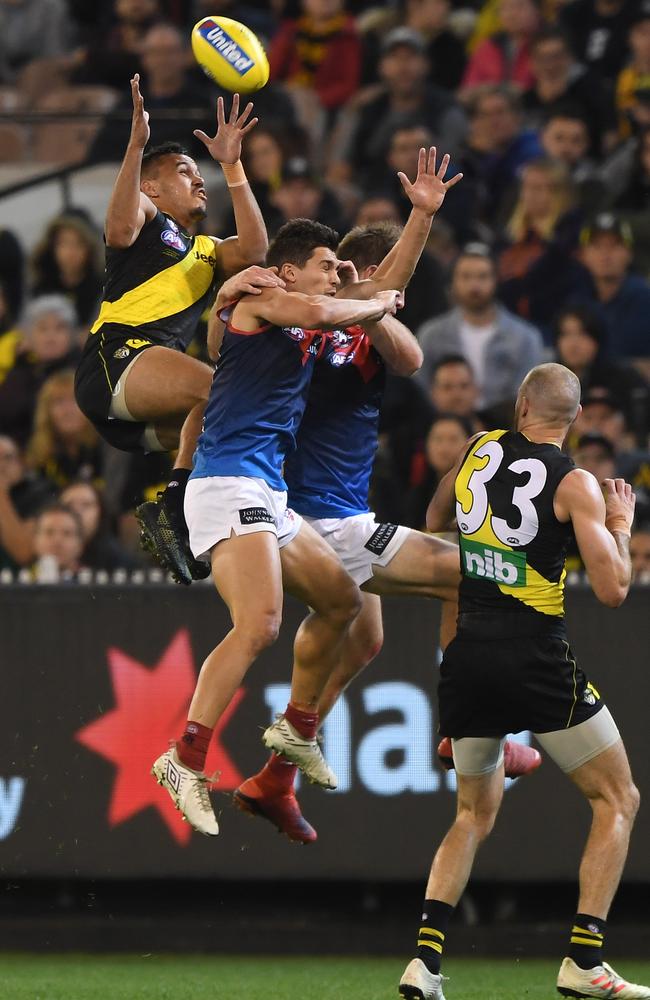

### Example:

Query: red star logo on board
xmin=76 ymin=629 xmax=245 ymax=845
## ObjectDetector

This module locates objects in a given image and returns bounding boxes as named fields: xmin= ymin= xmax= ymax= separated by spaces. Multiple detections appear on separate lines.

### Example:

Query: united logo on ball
xmin=191 ymin=16 xmax=269 ymax=94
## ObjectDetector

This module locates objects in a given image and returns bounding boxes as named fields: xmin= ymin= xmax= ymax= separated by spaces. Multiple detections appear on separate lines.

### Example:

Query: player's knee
xmin=458 ymin=803 xmax=498 ymax=842
xmin=321 ymin=575 xmax=362 ymax=628
xmin=237 ymin=612 xmax=281 ymax=656
xmin=621 ymin=782 xmax=640 ymax=825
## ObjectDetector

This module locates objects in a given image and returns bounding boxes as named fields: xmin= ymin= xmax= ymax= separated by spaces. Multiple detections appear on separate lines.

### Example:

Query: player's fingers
xmin=417 ymin=146 xmax=426 ymax=177
xmin=437 ymin=152 xmax=450 ymax=179
xmin=444 ymin=171 xmax=464 ymax=189
xmin=241 ymin=117 xmax=259 ymax=135
xmin=238 ymin=101 xmax=254 ymax=124
xmin=230 ymin=92 xmax=240 ymax=122
xmin=603 ymin=478 xmax=615 ymax=493
xmin=193 ymin=130 xmax=210 ymax=146
xmin=216 ymin=96 xmax=225 ymax=127
xmin=428 ymin=145 xmax=437 ymax=174
xmin=397 ymin=171 xmax=411 ymax=192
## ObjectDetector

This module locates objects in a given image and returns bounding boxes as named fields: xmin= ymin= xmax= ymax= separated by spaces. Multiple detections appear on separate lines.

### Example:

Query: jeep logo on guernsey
xmin=201 ymin=20 xmax=255 ymax=75
xmin=461 ymin=539 xmax=527 ymax=586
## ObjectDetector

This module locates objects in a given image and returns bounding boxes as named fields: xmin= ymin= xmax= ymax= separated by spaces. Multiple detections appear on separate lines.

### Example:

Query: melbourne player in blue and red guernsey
xmin=234 ymin=149 xmax=540 ymax=845
xmin=151 ymin=219 xmax=403 ymax=836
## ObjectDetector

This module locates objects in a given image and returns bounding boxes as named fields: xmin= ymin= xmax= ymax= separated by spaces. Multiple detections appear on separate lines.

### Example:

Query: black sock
xmin=569 ymin=913 xmax=606 ymax=970
xmin=417 ymin=899 xmax=453 ymax=974
xmin=162 ymin=468 xmax=191 ymax=533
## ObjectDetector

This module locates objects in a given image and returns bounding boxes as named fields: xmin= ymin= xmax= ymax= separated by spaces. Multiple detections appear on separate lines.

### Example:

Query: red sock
xmin=284 ymin=702 xmax=319 ymax=739
xmin=257 ymin=753 xmax=298 ymax=793
xmin=176 ymin=720 xmax=212 ymax=772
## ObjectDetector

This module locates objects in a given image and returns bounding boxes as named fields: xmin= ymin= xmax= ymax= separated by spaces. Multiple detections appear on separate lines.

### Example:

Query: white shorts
xmin=185 ymin=476 xmax=302 ymax=561
xmin=305 ymin=512 xmax=409 ymax=586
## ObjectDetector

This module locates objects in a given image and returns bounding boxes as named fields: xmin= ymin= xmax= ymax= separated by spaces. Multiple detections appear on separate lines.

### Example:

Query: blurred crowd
xmin=0 ymin=0 xmax=649 ymax=582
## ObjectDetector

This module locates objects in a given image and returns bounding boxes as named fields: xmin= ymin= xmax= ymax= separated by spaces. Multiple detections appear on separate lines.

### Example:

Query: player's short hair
xmin=266 ymin=219 xmax=339 ymax=269
xmin=336 ymin=222 xmax=402 ymax=272
xmin=141 ymin=142 xmax=190 ymax=177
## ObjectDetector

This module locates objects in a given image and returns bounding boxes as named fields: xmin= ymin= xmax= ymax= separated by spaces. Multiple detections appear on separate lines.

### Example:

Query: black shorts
xmin=438 ymin=615 xmax=604 ymax=739
xmin=75 ymin=331 xmax=158 ymax=452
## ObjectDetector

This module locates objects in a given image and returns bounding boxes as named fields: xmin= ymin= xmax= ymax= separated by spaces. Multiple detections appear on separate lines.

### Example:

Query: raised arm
xmin=207 ymin=266 xmax=286 ymax=361
xmin=555 ymin=470 xmax=635 ymax=608
xmin=236 ymin=287 xmax=402 ymax=332
xmin=104 ymin=75 xmax=157 ymax=249
xmin=369 ymin=147 xmax=463 ymax=292
xmin=363 ymin=312 xmax=423 ymax=376
xmin=194 ymin=95 xmax=268 ymax=274
xmin=426 ymin=432 xmax=483 ymax=532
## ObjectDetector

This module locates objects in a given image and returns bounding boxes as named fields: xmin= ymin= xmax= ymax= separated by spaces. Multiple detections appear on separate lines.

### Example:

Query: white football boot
xmin=557 ymin=957 xmax=650 ymax=998
xmin=262 ymin=715 xmax=337 ymax=789
xmin=151 ymin=747 xmax=219 ymax=836
xmin=399 ymin=959 xmax=448 ymax=1000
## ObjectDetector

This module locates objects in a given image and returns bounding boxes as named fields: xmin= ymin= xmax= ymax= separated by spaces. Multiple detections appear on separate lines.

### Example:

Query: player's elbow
xmin=105 ymin=224 xmax=136 ymax=249
xmin=595 ymin=582 xmax=628 ymax=608
xmin=393 ymin=344 xmax=423 ymax=377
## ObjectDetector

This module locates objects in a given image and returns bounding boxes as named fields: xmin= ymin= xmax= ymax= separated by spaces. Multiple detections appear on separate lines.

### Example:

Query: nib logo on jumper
xmin=76 ymin=629 xmax=245 ymax=844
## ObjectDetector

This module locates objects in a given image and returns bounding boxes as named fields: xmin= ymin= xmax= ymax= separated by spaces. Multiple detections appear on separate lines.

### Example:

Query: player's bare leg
xmin=317 ymin=592 xmax=383 ymax=719
xmin=152 ymin=531 xmax=283 ymax=835
xmin=556 ymin=741 xmax=648 ymax=999
xmin=130 ymin=346 xmax=214 ymax=583
xmin=235 ymin=524 xmax=362 ymax=839
xmin=399 ymin=765 xmax=505 ymax=1000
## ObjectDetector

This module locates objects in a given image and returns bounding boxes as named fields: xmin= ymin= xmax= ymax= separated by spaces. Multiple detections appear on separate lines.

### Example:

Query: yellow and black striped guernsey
xmin=90 ymin=209 xmax=220 ymax=352
xmin=455 ymin=429 xmax=576 ymax=621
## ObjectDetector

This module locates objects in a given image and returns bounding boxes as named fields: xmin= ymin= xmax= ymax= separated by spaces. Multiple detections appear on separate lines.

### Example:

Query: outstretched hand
xmin=217 ymin=266 xmax=285 ymax=307
xmin=129 ymin=74 xmax=150 ymax=149
xmin=398 ymin=146 xmax=463 ymax=216
xmin=194 ymin=94 xmax=258 ymax=164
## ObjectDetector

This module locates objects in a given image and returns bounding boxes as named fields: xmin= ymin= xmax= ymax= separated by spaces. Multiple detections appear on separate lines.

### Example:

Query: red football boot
xmin=233 ymin=776 xmax=317 ymax=844
xmin=437 ymin=737 xmax=542 ymax=778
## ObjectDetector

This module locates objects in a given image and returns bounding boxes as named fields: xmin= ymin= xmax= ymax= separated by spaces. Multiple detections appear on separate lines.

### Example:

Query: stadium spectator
xmin=0 ymin=434 xmax=50 ymax=570
xmin=31 ymin=213 xmax=103 ymax=328
xmin=190 ymin=0 xmax=278 ymax=39
xmin=497 ymin=157 xmax=584 ymax=331
xmin=522 ymin=28 xmax=617 ymax=156
xmin=416 ymin=243 xmax=544 ymax=408
xmin=338 ymin=27 xmax=467 ymax=189
xmin=88 ymin=23 xmax=214 ymax=162
xmin=0 ymin=0 xmax=72 ymax=84
xmin=402 ymin=0 xmax=467 ymax=92
xmin=31 ymin=502 xmax=85 ymax=581
xmin=615 ymin=7 xmax=650 ymax=137
xmin=0 ymin=227 xmax=25 ymax=322
xmin=26 ymin=370 xmax=104 ymax=491
xmin=456 ymin=85 xmax=543 ymax=232
xmin=461 ymin=0 xmax=540 ymax=93
xmin=69 ymin=0 xmax=162 ymax=89
xmin=560 ymin=0 xmax=642 ymax=84
xmin=404 ymin=413 xmax=473 ymax=528
xmin=630 ymin=523 xmax=650 ymax=576
xmin=266 ymin=156 xmax=350 ymax=236
xmin=60 ymin=480 xmax=137 ymax=570
xmin=572 ymin=389 xmax=629 ymax=447
xmin=553 ymin=305 xmax=649 ymax=431
xmin=354 ymin=195 xmax=402 ymax=226
xmin=604 ymin=127 xmax=650 ymax=276
xmin=539 ymin=108 xmax=605 ymax=214
xmin=572 ymin=430 xmax=617 ymax=481
xmin=0 ymin=282 xmax=20 ymax=385
xmin=425 ymin=353 xmax=508 ymax=430
xmin=575 ymin=213 xmax=650 ymax=358
xmin=269 ymin=0 xmax=362 ymax=126
xmin=0 ymin=295 xmax=80 ymax=447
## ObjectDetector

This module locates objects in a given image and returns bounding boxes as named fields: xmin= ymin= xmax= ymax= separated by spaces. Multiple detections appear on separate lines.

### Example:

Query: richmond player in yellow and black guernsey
xmin=74 ymin=76 xmax=282 ymax=584
xmin=398 ymin=364 xmax=649 ymax=1000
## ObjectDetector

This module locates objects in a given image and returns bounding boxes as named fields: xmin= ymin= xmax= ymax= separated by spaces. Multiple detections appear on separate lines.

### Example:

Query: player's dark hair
xmin=266 ymin=219 xmax=339 ymax=269
xmin=431 ymin=354 xmax=475 ymax=379
xmin=141 ymin=142 xmax=190 ymax=177
xmin=337 ymin=222 xmax=402 ymax=272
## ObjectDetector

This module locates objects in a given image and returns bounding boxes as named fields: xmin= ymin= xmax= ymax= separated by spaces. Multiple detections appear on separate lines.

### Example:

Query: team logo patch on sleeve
xmin=364 ymin=523 xmax=398 ymax=555
xmin=239 ymin=507 xmax=274 ymax=525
